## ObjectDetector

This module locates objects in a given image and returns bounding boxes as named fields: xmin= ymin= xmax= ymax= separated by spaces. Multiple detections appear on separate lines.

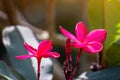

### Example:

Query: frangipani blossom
xmin=60 ymin=22 xmax=107 ymax=53
xmin=16 ymin=40 xmax=60 ymax=80
xmin=16 ymin=40 xmax=60 ymax=60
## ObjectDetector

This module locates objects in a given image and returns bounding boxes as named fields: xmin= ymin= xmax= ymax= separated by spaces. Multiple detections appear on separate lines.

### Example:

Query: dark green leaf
xmin=76 ymin=66 xmax=120 ymax=80
xmin=2 ymin=26 xmax=54 ymax=80
xmin=0 ymin=60 xmax=17 ymax=80
xmin=2 ymin=26 xmax=37 ymax=80
xmin=105 ymin=43 xmax=120 ymax=67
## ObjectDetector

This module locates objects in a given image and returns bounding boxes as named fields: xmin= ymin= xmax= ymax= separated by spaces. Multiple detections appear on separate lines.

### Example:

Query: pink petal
xmin=83 ymin=41 xmax=103 ymax=53
xmin=15 ymin=54 xmax=34 ymax=60
xmin=75 ymin=22 xmax=88 ymax=41
xmin=85 ymin=29 xmax=107 ymax=43
xmin=70 ymin=42 xmax=86 ymax=48
xmin=38 ymin=40 xmax=49 ymax=49
xmin=38 ymin=40 xmax=52 ymax=55
xmin=24 ymin=42 xmax=37 ymax=55
xmin=43 ymin=52 xmax=60 ymax=58
xmin=59 ymin=26 xmax=78 ymax=42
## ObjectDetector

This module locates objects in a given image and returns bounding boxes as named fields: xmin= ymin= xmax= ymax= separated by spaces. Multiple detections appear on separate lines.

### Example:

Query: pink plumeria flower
xmin=16 ymin=40 xmax=60 ymax=60
xmin=60 ymin=22 xmax=107 ymax=53
xmin=16 ymin=40 xmax=60 ymax=80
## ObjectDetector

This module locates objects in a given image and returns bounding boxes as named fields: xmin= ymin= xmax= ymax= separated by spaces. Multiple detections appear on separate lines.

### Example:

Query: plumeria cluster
xmin=15 ymin=21 xmax=107 ymax=80
xmin=59 ymin=22 xmax=107 ymax=80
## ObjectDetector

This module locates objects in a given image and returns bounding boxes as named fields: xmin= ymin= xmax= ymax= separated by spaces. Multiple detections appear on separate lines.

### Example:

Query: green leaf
xmin=77 ymin=65 xmax=120 ymax=80
xmin=88 ymin=0 xmax=104 ymax=29
xmin=0 ymin=60 xmax=17 ymax=80
xmin=105 ymin=42 xmax=120 ymax=67
xmin=89 ymin=0 xmax=120 ymax=49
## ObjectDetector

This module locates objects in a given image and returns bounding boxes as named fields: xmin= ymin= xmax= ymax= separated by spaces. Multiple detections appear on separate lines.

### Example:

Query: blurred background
xmin=0 ymin=0 xmax=120 ymax=79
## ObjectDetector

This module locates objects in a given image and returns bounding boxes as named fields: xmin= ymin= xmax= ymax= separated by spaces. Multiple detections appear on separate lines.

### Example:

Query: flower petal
xmin=38 ymin=40 xmax=52 ymax=55
xmin=85 ymin=29 xmax=107 ymax=43
xmin=38 ymin=40 xmax=49 ymax=49
xmin=59 ymin=26 xmax=78 ymax=42
xmin=24 ymin=42 xmax=37 ymax=55
xmin=70 ymin=42 xmax=86 ymax=48
xmin=43 ymin=52 xmax=60 ymax=58
xmin=83 ymin=41 xmax=103 ymax=53
xmin=15 ymin=54 xmax=34 ymax=60
xmin=75 ymin=22 xmax=88 ymax=41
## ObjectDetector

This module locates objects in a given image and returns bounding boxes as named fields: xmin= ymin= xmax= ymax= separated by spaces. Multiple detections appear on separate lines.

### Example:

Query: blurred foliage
xmin=105 ymin=43 xmax=120 ymax=67
xmin=88 ymin=0 xmax=104 ymax=29
xmin=89 ymin=0 xmax=120 ymax=49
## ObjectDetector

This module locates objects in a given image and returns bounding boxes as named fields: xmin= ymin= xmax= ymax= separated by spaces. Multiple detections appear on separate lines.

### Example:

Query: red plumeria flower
xmin=16 ymin=40 xmax=60 ymax=60
xmin=60 ymin=22 xmax=107 ymax=53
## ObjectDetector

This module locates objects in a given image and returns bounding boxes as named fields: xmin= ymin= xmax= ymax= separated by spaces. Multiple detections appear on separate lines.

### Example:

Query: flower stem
xmin=37 ymin=59 xmax=41 ymax=80
xmin=63 ymin=38 xmax=73 ymax=80
xmin=97 ymin=51 xmax=103 ymax=70
xmin=72 ymin=49 xmax=82 ymax=76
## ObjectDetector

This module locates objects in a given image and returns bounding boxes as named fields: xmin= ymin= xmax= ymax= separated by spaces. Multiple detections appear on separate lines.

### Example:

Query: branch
xmin=1 ymin=0 xmax=19 ymax=25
